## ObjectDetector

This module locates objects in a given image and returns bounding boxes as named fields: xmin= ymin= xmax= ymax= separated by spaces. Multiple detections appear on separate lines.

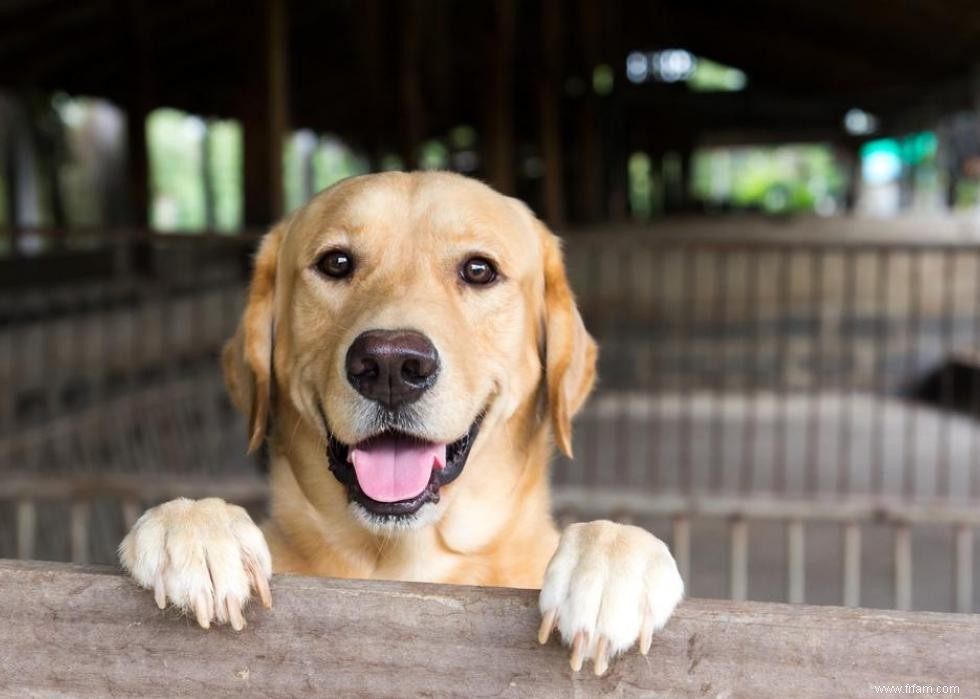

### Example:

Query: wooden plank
xmin=0 ymin=560 xmax=978 ymax=698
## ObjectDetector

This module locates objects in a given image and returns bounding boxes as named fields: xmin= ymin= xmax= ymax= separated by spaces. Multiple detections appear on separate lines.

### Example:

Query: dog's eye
xmin=460 ymin=257 xmax=497 ymax=286
xmin=316 ymin=250 xmax=354 ymax=279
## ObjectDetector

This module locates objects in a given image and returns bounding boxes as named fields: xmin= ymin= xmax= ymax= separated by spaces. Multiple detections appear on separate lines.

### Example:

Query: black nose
xmin=345 ymin=330 xmax=440 ymax=409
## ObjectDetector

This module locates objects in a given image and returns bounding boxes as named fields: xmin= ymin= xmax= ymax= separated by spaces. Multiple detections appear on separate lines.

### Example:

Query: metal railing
xmin=2 ymin=222 xmax=980 ymax=613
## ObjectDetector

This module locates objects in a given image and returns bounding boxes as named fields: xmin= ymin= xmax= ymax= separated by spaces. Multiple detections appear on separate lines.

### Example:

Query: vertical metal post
xmin=673 ymin=514 xmax=691 ymax=587
xmin=954 ymin=524 xmax=974 ymax=614
xmin=894 ymin=523 xmax=913 ymax=611
xmin=16 ymin=499 xmax=36 ymax=560
xmin=70 ymin=500 xmax=90 ymax=564
xmin=786 ymin=519 xmax=805 ymax=604
xmin=805 ymin=249 xmax=824 ymax=494
xmin=843 ymin=521 xmax=862 ymax=607
xmin=730 ymin=517 xmax=749 ymax=602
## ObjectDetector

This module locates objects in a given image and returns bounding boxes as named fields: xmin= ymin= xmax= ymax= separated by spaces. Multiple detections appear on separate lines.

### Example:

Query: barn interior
xmin=2 ymin=1 xmax=980 ymax=614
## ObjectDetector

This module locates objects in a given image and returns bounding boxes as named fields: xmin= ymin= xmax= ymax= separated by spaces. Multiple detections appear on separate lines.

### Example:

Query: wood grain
xmin=0 ymin=559 xmax=977 ymax=698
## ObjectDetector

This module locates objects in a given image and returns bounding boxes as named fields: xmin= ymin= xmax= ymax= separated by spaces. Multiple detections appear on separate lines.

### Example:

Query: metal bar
xmin=679 ymin=246 xmax=696 ymax=493
xmin=954 ymin=524 xmax=973 ymax=614
xmin=973 ymin=252 xmax=980 ymax=501
xmin=894 ymin=523 xmax=912 ymax=611
xmin=837 ymin=252 xmax=856 ymax=495
xmin=15 ymin=499 xmax=36 ymax=560
xmin=122 ymin=497 xmax=142 ymax=532
xmin=730 ymin=517 xmax=748 ymax=602
xmin=937 ymin=251 xmax=955 ymax=498
xmin=70 ymin=501 xmax=90 ymax=565
xmin=903 ymin=255 xmax=922 ymax=499
xmin=612 ymin=245 xmax=631 ymax=486
xmin=740 ymin=251 xmax=760 ymax=493
xmin=549 ymin=487 xmax=980 ymax=525
xmin=786 ymin=519 xmax=805 ymax=604
xmin=710 ymin=249 xmax=728 ymax=492
xmin=673 ymin=514 xmax=691 ymax=587
xmin=587 ymin=241 xmax=603 ymax=490
xmin=870 ymin=250 xmax=889 ymax=495
xmin=842 ymin=521 xmax=861 ymax=607
xmin=772 ymin=250 xmax=791 ymax=494
xmin=805 ymin=250 xmax=824 ymax=494
xmin=650 ymin=247 xmax=667 ymax=492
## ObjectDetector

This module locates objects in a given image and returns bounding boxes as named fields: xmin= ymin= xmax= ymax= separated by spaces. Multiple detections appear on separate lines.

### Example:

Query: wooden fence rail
xmin=0 ymin=559 xmax=977 ymax=697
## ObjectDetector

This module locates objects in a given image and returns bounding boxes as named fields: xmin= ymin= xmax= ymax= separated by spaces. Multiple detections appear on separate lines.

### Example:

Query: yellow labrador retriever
xmin=119 ymin=172 xmax=683 ymax=675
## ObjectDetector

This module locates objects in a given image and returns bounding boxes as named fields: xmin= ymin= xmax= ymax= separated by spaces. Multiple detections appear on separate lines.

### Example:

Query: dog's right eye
xmin=315 ymin=250 xmax=354 ymax=279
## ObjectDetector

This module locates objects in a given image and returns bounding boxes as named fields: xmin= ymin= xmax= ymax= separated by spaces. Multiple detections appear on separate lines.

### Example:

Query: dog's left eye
xmin=460 ymin=257 xmax=497 ymax=286
xmin=316 ymin=250 xmax=354 ymax=279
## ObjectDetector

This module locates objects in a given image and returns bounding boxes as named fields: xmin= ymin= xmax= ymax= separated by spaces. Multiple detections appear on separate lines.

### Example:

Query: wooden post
xmin=602 ymin=0 xmax=628 ymax=221
xmin=398 ymin=0 xmax=424 ymax=171
xmin=201 ymin=122 xmax=215 ymax=230
xmin=122 ymin=0 xmax=152 ymax=228
xmin=484 ymin=0 xmax=516 ymax=194
xmin=241 ymin=0 xmax=289 ymax=227
xmin=124 ymin=103 xmax=149 ymax=227
xmin=539 ymin=0 xmax=565 ymax=226
xmin=577 ymin=0 xmax=603 ymax=222
xmin=355 ymin=0 xmax=385 ymax=167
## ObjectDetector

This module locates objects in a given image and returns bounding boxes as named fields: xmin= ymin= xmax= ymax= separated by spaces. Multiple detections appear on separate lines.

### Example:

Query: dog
xmin=119 ymin=171 xmax=683 ymax=676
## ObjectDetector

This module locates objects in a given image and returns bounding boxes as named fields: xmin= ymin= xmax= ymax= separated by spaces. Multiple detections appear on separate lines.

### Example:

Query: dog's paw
xmin=538 ymin=520 xmax=684 ymax=676
xmin=118 ymin=497 xmax=272 ymax=630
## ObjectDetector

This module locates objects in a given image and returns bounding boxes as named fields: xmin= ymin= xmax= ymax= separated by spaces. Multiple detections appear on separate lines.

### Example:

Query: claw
xmin=594 ymin=636 xmax=610 ymax=676
xmin=154 ymin=571 xmax=166 ymax=610
xmin=247 ymin=557 xmax=273 ymax=609
xmin=194 ymin=594 xmax=210 ymax=629
xmin=570 ymin=630 xmax=588 ymax=672
xmin=227 ymin=597 xmax=246 ymax=631
xmin=639 ymin=610 xmax=654 ymax=655
xmin=538 ymin=609 xmax=557 ymax=644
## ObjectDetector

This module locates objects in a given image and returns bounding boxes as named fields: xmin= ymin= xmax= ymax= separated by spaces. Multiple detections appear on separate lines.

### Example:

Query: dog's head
xmin=223 ymin=172 xmax=595 ymax=532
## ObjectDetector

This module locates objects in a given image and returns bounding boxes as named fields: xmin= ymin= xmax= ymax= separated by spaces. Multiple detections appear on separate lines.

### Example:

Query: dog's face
xmin=224 ymin=172 xmax=595 ymax=532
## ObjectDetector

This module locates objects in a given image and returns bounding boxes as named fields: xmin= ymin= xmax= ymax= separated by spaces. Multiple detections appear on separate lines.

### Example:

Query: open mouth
xmin=326 ymin=415 xmax=483 ymax=519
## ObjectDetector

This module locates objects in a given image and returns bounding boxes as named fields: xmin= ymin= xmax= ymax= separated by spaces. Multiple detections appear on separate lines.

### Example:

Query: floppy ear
xmin=538 ymin=222 xmax=598 ymax=457
xmin=222 ymin=222 xmax=285 ymax=453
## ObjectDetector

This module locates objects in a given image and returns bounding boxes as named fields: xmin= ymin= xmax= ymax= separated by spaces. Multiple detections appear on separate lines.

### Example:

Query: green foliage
xmin=0 ymin=170 xmax=7 ymax=227
xmin=312 ymin=136 xmax=369 ymax=191
xmin=691 ymin=144 xmax=845 ymax=214
xmin=380 ymin=153 xmax=405 ymax=171
xmin=207 ymin=120 xmax=242 ymax=232
xmin=148 ymin=109 xmax=243 ymax=231
xmin=147 ymin=108 xmax=207 ymax=231
xmin=628 ymin=152 xmax=653 ymax=218
xmin=688 ymin=58 xmax=747 ymax=92
xmin=592 ymin=64 xmax=614 ymax=96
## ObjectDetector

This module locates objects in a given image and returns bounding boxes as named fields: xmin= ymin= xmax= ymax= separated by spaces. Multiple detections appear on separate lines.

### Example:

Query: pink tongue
xmin=350 ymin=436 xmax=446 ymax=503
